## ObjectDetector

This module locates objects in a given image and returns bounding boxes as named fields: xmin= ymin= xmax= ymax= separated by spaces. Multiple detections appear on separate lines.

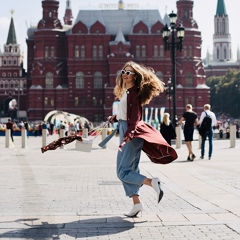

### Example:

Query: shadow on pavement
xmin=0 ymin=216 xmax=139 ymax=239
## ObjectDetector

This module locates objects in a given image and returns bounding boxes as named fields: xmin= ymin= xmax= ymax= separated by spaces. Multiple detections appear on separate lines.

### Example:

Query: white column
xmin=175 ymin=126 xmax=182 ymax=149
xmin=230 ymin=125 xmax=236 ymax=148
xmin=21 ymin=128 xmax=27 ymax=148
xmin=42 ymin=129 xmax=47 ymax=147
xmin=5 ymin=129 xmax=11 ymax=148
xmin=59 ymin=129 xmax=65 ymax=149
xmin=101 ymin=128 xmax=108 ymax=149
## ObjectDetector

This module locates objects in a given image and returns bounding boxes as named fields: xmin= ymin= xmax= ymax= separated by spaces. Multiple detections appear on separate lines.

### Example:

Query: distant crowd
xmin=0 ymin=119 xmax=94 ymax=137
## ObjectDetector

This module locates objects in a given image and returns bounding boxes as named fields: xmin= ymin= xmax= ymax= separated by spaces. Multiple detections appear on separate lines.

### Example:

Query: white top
xmin=116 ymin=90 xmax=127 ymax=120
xmin=199 ymin=110 xmax=217 ymax=127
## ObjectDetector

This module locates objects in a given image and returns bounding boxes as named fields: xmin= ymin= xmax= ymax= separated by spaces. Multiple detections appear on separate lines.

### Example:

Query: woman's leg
xmin=117 ymin=136 xmax=145 ymax=197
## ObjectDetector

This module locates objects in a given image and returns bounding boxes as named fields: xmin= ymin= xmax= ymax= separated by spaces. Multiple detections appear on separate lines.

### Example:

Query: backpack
xmin=198 ymin=112 xmax=212 ymax=136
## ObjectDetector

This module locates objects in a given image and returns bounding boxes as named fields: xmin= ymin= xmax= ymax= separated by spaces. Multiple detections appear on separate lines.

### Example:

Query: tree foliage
xmin=206 ymin=69 xmax=240 ymax=118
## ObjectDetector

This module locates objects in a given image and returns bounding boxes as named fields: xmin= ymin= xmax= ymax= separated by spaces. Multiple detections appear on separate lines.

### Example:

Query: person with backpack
xmin=199 ymin=104 xmax=217 ymax=160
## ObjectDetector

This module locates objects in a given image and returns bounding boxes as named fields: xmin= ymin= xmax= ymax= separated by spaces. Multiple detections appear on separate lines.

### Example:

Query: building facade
xmin=1 ymin=0 xmax=209 ymax=123
xmin=0 ymin=11 xmax=27 ymax=121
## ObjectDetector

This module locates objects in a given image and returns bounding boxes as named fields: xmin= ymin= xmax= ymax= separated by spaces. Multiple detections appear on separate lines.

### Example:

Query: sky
xmin=1 ymin=0 xmax=240 ymax=69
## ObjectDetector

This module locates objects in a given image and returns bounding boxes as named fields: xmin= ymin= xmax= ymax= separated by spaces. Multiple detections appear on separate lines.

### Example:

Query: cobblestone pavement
xmin=0 ymin=134 xmax=239 ymax=240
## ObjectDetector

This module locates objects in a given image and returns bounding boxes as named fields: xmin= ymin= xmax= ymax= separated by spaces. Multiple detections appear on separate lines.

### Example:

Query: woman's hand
xmin=123 ymin=136 xmax=131 ymax=143
xmin=108 ymin=114 xmax=116 ymax=123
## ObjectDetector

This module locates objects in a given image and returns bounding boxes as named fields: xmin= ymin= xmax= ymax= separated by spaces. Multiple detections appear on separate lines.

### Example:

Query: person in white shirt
xmin=199 ymin=104 xmax=217 ymax=160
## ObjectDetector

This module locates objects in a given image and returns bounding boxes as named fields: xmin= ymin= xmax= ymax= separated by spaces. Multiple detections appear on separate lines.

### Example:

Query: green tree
xmin=206 ymin=69 xmax=240 ymax=118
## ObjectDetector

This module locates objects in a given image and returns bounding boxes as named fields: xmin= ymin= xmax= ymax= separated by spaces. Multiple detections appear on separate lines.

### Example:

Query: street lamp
xmin=162 ymin=11 xmax=185 ymax=126
xmin=166 ymin=78 xmax=173 ymax=116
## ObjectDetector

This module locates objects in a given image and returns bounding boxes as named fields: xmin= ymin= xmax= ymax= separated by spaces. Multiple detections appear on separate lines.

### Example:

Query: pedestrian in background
xmin=108 ymin=61 xmax=177 ymax=217
xmin=179 ymin=104 xmax=199 ymax=161
xmin=160 ymin=113 xmax=176 ymax=146
xmin=24 ymin=121 xmax=30 ymax=138
xmin=6 ymin=119 xmax=14 ymax=142
xmin=199 ymin=104 xmax=217 ymax=160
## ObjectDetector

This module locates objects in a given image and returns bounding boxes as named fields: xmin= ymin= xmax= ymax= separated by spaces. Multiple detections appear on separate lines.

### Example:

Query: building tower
xmin=27 ymin=0 xmax=68 ymax=120
xmin=0 ymin=10 xmax=27 ymax=119
xmin=63 ymin=0 xmax=73 ymax=25
xmin=213 ymin=0 xmax=232 ymax=62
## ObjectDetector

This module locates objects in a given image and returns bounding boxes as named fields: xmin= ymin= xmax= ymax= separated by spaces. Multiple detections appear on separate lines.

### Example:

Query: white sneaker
xmin=151 ymin=178 xmax=164 ymax=203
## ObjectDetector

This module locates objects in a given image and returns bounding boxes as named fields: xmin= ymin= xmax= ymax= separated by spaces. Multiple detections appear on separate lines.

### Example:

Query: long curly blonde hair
xmin=113 ymin=61 xmax=165 ymax=105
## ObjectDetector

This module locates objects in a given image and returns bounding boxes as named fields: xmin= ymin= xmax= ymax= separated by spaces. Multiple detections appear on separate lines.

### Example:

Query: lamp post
xmin=162 ymin=11 xmax=185 ymax=126
xmin=166 ymin=78 xmax=173 ymax=116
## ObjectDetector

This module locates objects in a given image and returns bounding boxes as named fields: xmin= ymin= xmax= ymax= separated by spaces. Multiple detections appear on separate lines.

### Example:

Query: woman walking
xmin=160 ymin=113 xmax=176 ymax=146
xmin=108 ymin=61 xmax=177 ymax=217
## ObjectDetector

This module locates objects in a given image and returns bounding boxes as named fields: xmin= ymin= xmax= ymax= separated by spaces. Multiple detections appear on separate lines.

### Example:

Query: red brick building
xmin=1 ymin=0 xmax=209 ymax=123
xmin=0 ymin=11 xmax=27 ymax=121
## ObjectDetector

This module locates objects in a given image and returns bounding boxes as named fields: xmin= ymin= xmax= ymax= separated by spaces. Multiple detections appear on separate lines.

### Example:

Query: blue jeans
xmin=201 ymin=128 xmax=213 ymax=158
xmin=117 ymin=120 xmax=145 ymax=197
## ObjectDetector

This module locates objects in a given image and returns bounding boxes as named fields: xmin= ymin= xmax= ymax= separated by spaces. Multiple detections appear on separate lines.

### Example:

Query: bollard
xmin=59 ymin=129 xmax=65 ymax=149
xmin=5 ymin=129 xmax=11 ymax=148
xmin=42 ymin=129 xmax=47 ymax=147
xmin=175 ymin=126 xmax=182 ymax=149
xmin=82 ymin=128 xmax=88 ymax=138
xmin=230 ymin=125 xmax=236 ymax=148
xmin=21 ymin=128 xmax=27 ymax=148
xmin=101 ymin=128 xmax=108 ymax=149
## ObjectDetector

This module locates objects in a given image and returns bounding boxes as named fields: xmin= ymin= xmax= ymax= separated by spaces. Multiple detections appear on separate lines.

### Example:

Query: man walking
xmin=6 ymin=119 xmax=14 ymax=142
xmin=199 ymin=104 xmax=217 ymax=160
xmin=179 ymin=104 xmax=199 ymax=161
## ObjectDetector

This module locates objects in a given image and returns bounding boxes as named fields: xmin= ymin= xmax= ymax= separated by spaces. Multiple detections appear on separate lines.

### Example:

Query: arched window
xmin=224 ymin=47 xmax=227 ymax=59
xmin=94 ymin=72 xmax=102 ymax=89
xmin=136 ymin=45 xmax=140 ymax=58
xmin=154 ymin=45 xmax=158 ymax=57
xmin=99 ymin=45 xmax=103 ymax=58
xmin=81 ymin=46 xmax=85 ymax=58
xmin=160 ymin=45 xmax=164 ymax=58
xmin=5 ymin=81 xmax=9 ymax=88
xmin=156 ymin=71 xmax=164 ymax=81
xmin=142 ymin=45 xmax=146 ymax=57
xmin=185 ymin=72 xmax=193 ymax=87
xmin=76 ymin=72 xmax=84 ymax=89
xmin=45 ymin=46 xmax=49 ymax=58
xmin=217 ymin=47 xmax=220 ymax=60
xmin=93 ymin=45 xmax=97 ymax=58
xmin=75 ymin=46 xmax=79 ymax=58
xmin=74 ymin=97 xmax=79 ymax=106
xmin=0 ymin=80 xmax=4 ymax=88
xmin=92 ymin=97 xmax=97 ymax=106
xmin=45 ymin=72 xmax=53 ymax=88
xmin=51 ymin=46 xmax=54 ymax=58
xmin=189 ymin=46 xmax=193 ymax=58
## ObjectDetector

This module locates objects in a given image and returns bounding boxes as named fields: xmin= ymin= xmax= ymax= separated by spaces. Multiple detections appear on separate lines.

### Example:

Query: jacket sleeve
xmin=124 ymin=90 xmax=142 ymax=139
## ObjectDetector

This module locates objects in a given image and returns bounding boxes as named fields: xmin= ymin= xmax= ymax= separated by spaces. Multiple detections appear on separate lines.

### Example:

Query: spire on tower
xmin=6 ymin=9 xmax=17 ymax=45
xmin=216 ymin=0 xmax=227 ymax=15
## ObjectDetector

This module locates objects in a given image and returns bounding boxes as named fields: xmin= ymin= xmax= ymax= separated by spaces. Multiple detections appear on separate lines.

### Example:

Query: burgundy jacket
xmin=122 ymin=85 xmax=178 ymax=164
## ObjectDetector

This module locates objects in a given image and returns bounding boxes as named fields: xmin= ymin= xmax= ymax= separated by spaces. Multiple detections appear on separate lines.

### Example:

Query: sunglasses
xmin=121 ymin=69 xmax=135 ymax=76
